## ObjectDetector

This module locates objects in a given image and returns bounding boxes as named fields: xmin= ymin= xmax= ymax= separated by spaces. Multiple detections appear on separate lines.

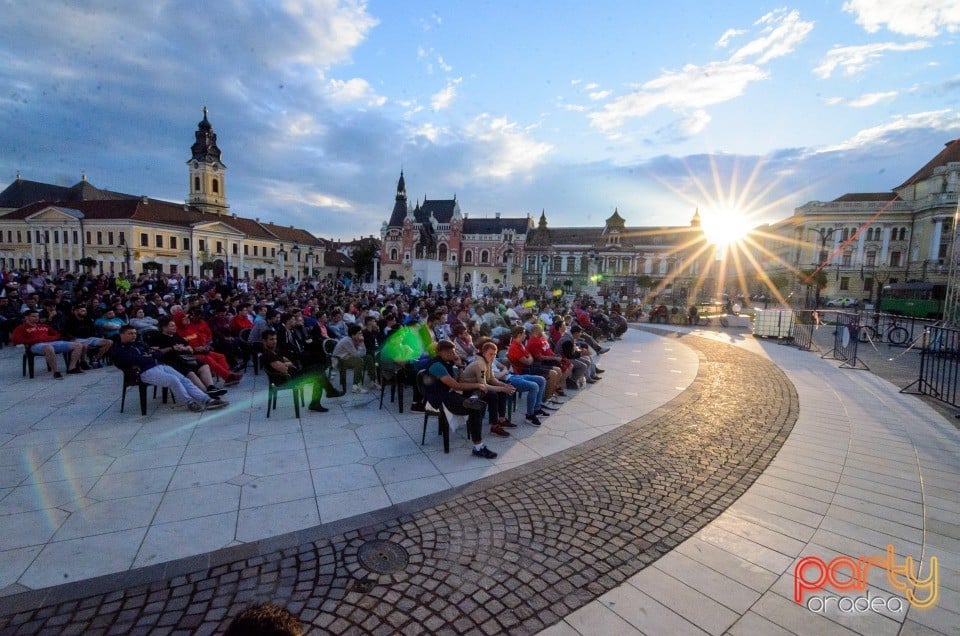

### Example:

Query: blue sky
xmin=1 ymin=0 xmax=959 ymax=239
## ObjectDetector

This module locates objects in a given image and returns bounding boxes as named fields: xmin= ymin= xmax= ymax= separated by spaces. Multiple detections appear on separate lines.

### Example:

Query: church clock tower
xmin=187 ymin=107 xmax=229 ymax=215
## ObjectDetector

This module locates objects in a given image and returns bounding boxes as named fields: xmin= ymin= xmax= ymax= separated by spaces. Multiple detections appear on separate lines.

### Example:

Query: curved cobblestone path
xmin=0 ymin=334 xmax=798 ymax=635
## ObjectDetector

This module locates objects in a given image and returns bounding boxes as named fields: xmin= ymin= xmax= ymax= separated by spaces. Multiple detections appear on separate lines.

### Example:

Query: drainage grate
xmin=357 ymin=540 xmax=410 ymax=574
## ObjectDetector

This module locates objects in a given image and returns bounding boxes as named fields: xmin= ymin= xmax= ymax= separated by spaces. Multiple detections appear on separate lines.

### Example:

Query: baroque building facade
xmin=759 ymin=139 xmax=959 ymax=306
xmin=0 ymin=110 xmax=343 ymax=281
xmin=379 ymin=170 xmax=711 ymax=300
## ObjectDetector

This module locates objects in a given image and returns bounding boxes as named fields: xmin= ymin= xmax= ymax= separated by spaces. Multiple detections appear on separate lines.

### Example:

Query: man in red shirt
xmin=506 ymin=326 xmax=564 ymax=400
xmin=11 ymin=309 xmax=84 ymax=379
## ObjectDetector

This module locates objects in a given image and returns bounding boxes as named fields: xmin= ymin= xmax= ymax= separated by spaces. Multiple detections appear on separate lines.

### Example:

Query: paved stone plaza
xmin=0 ymin=326 xmax=956 ymax=635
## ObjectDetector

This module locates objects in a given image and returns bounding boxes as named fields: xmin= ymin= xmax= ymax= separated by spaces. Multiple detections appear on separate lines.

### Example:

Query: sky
xmin=1 ymin=0 xmax=959 ymax=241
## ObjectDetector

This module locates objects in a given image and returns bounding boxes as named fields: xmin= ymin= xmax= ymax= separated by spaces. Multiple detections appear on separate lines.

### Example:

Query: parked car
xmin=825 ymin=297 xmax=858 ymax=307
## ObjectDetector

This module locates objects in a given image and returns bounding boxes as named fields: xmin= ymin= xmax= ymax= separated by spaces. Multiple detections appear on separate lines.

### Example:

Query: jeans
xmin=141 ymin=364 xmax=209 ymax=405
xmin=506 ymin=374 xmax=545 ymax=415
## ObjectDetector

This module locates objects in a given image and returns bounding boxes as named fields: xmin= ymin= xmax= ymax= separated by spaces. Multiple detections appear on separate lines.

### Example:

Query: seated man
xmin=461 ymin=341 xmax=516 ymax=437
xmin=62 ymin=304 xmax=112 ymax=367
xmin=260 ymin=329 xmax=331 ymax=413
xmin=557 ymin=324 xmax=601 ymax=386
xmin=11 ymin=308 xmax=85 ymax=378
xmin=331 ymin=324 xmax=376 ymax=393
xmin=507 ymin=325 xmax=564 ymax=403
xmin=423 ymin=340 xmax=497 ymax=459
xmin=492 ymin=349 xmax=552 ymax=427
xmin=112 ymin=325 xmax=227 ymax=411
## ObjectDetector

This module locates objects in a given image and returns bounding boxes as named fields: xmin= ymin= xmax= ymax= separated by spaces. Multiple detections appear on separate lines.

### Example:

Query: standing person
xmin=11 ymin=309 xmax=85 ymax=378
xmin=461 ymin=341 xmax=516 ymax=437
xmin=423 ymin=340 xmax=497 ymax=459
xmin=112 ymin=325 xmax=227 ymax=411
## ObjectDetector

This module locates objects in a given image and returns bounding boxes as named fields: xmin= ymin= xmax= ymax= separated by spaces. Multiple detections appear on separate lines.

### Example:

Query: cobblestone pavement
xmin=0 ymin=335 xmax=798 ymax=635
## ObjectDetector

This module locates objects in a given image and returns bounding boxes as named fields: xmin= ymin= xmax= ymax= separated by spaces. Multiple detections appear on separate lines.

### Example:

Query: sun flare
xmin=700 ymin=206 xmax=752 ymax=248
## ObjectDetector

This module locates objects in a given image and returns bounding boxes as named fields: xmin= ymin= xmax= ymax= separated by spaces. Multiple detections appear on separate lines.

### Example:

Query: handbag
xmin=175 ymin=353 xmax=200 ymax=369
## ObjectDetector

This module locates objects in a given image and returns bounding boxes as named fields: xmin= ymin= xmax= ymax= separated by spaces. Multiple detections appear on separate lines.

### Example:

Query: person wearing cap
xmin=423 ymin=340 xmax=497 ymax=459
xmin=11 ymin=309 xmax=85 ymax=378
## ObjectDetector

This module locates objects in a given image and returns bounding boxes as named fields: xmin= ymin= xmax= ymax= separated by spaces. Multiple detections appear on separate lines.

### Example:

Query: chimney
xmin=140 ymin=196 xmax=148 ymax=204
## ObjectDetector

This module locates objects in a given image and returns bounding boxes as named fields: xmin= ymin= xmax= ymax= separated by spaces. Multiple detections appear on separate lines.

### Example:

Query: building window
xmin=464 ymin=250 xmax=473 ymax=264
xmin=170 ymin=264 xmax=178 ymax=274
xmin=216 ymin=241 xmax=223 ymax=254
xmin=890 ymin=251 xmax=901 ymax=267
xmin=897 ymin=227 xmax=907 ymax=241
xmin=390 ymin=248 xmax=398 ymax=261
xmin=480 ymin=250 xmax=489 ymax=264
xmin=839 ymin=277 xmax=850 ymax=291
xmin=73 ymin=231 xmax=78 ymax=244
xmin=184 ymin=238 xmax=191 ymax=252
xmin=865 ymin=250 xmax=876 ymax=266
xmin=841 ymin=252 xmax=852 ymax=267
xmin=96 ymin=231 xmax=102 ymax=245
xmin=244 ymin=245 xmax=249 ymax=255
xmin=415 ymin=245 xmax=424 ymax=259
xmin=140 ymin=233 xmax=148 ymax=247
xmin=212 ymin=179 xmax=219 ymax=194
xmin=155 ymin=235 xmax=163 ymax=248
xmin=254 ymin=245 xmax=258 ymax=256
xmin=199 ymin=239 xmax=206 ymax=252
xmin=169 ymin=236 xmax=177 ymax=250
xmin=194 ymin=176 xmax=200 ymax=191
xmin=233 ymin=243 xmax=238 ymax=255
xmin=8 ymin=231 xmax=13 ymax=243
xmin=17 ymin=231 xmax=22 ymax=243
xmin=271 ymin=248 xmax=276 ymax=257
xmin=864 ymin=277 xmax=874 ymax=294
xmin=108 ymin=232 xmax=114 ymax=245
xmin=438 ymin=244 xmax=448 ymax=261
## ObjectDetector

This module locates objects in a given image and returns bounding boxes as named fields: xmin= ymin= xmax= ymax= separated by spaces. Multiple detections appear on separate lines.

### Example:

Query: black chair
xmin=239 ymin=328 xmax=260 ymax=375
xmin=377 ymin=354 xmax=406 ymax=413
xmin=266 ymin=374 xmax=304 ymax=419
xmin=119 ymin=366 xmax=171 ymax=416
xmin=21 ymin=345 xmax=71 ymax=379
xmin=416 ymin=370 xmax=449 ymax=453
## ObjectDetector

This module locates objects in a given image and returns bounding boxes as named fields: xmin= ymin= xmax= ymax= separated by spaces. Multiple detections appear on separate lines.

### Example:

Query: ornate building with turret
xmin=379 ymin=170 xmax=710 ymax=299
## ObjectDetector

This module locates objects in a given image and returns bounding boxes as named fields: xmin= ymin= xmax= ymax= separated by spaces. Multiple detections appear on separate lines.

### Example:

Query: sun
xmin=700 ymin=206 xmax=752 ymax=248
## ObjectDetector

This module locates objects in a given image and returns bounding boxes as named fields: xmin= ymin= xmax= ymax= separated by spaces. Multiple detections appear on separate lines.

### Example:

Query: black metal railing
xmin=904 ymin=325 xmax=960 ymax=408
xmin=821 ymin=311 xmax=866 ymax=369
xmin=790 ymin=310 xmax=815 ymax=351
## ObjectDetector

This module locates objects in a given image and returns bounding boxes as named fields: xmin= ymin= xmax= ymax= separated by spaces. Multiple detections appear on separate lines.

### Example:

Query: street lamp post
xmin=808 ymin=227 xmax=836 ymax=308
xmin=373 ymin=250 xmax=380 ymax=289
xmin=291 ymin=244 xmax=301 ymax=284
xmin=504 ymin=243 xmax=514 ymax=292
xmin=306 ymin=247 xmax=314 ymax=279
xmin=124 ymin=246 xmax=131 ymax=275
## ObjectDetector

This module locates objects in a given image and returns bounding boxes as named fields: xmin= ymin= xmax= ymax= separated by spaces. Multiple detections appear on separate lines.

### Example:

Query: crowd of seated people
xmin=0 ymin=268 xmax=625 ymax=424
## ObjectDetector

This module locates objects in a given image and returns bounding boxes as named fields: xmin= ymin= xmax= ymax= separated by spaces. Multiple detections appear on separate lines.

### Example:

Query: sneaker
xmin=598 ymin=346 xmax=611 ymax=354
xmin=595 ymin=368 xmax=606 ymax=374
xmin=525 ymin=414 xmax=542 ymax=426
xmin=309 ymin=403 xmax=329 ymax=413
xmin=66 ymin=368 xmax=83 ymax=375
xmin=205 ymin=398 xmax=228 ymax=410
xmin=585 ymin=378 xmax=597 ymax=384
xmin=327 ymin=388 xmax=345 ymax=398
xmin=188 ymin=401 xmax=204 ymax=412
xmin=540 ymin=403 xmax=559 ymax=411
xmin=351 ymin=385 xmax=369 ymax=394
xmin=498 ymin=419 xmax=517 ymax=428
xmin=490 ymin=424 xmax=510 ymax=437
xmin=53 ymin=371 xmax=64 ymax=380
xmin=410 ymin=402 xmax=426 ymax=413
xmin=547 ymin=397 xmax=565 ymax=405
xmin=535 ymin=409 xmax=551 ymax=417
xmin=555 ymin=389 xmax=568 ymax=398
xmin=565 ymin=379 xmax=579 ymax=391
xmin=206 ymin=387 xmax=227 ymax=398
xmin=472 ymin=446 xmax=498 ymax=459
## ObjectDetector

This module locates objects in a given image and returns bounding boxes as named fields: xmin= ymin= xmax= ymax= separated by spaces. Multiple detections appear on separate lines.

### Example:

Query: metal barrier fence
xmin=904 ymin=324 xmax=960 ymax=408
xmin=822 ymin=311 xmax=867 ymax=370
xmin=789 ymin=310 xmax=815 ymax=351
xmin=853 ymin=312 xmax=935 ymax=349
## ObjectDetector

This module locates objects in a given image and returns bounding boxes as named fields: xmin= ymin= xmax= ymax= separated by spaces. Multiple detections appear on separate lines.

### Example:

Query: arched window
xmin=438 ymin=244 xmax=448 ymax=261
xmin=898 ymin=227 xmax=907 ymax=241
xmin=193 ymin=176 xmax=200 ymax=192
xmin=480 ymin=274 xmax=488 ymax=283
xmin=415 ymin=245 xmax=424 ymax=259
xmin=480 ymin=250 xmax=489 ymax=264
xmin=389 ymin=248 xmax=398 ymax=261
xmin=464 ymin=250 xmax=473 ymax=263
xmin=212 ymin=179 xmax=219 ymax=194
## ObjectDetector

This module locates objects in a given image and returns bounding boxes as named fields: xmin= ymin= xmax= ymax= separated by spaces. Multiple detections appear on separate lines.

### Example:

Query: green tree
xmin=352 ymin=241 xmax=377 ymax=281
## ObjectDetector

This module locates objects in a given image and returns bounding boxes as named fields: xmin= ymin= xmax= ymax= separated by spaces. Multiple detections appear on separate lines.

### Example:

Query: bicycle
xmin=858 ymin=315 xmax=909 ymax=345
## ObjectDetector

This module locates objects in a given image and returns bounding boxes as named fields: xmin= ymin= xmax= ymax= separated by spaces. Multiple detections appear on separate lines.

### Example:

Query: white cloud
xmin=588 ymin=90 xmax=612 ymax=101
xmin=285 ymin=113 xmax=324 ymax=137
xmin=814 ymin=41 xmax=929 ymax=78
xmin=431 ymin=77 xmax=462 ymax=111
xmin=417 ymin=46 xmax=427 ymax=59
xmin=717 ymin=28 xmax=746 ymax=48
xmin=730 ymin=9 xmax=814 ymax=65
xmin=820 ymin=109 xmax=960 ymax=151
xmin=843 ymin=0 xmax=960 ymax=37
xmin=438 ymin=56 xmax=453 ymax=72
xmin=589 ymin=61 xmax=767 ymax=131
xmin=563 ymin=104 xmax=587 ymax=112
xmin=264 ymin=182 xmax=353 ymax=209
xmin=848 ymin=90 xmax=899 ymax=107
xmin=463 ymin=115 xmax=553 ymax=178
xmin=282 ymin=0 xmax=379 ymax=67
xmin=326 ymin=78 xmax=387 ymax=106
xmin=584 ymin=83 xmax=599 ymax=90
xmin=411 ymin=122 xmax=443 ymax=142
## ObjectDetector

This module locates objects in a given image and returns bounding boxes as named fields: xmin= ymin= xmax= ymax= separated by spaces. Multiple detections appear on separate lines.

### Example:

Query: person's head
xmin=364 ymin=315 xmax=379 ymax=332
xmin=119 ymin=325 xmax=138 ymax=343
xmin=570 ymin=324 xmax=582 ymax=335
xmin=530 ymin=324 xmax=544 ymax=337
xmin=436 ymin=339 xmax=457 ymax=361
xmin=262 ymin=329 xmax=278 ymax=350
xmin=159 ymin=316 xmax=176 ymax=335
xmin=23 ymin=308 xmax=40 ymax=324
xmin=348 ymin=323 xmax=363 ymax=340
xmin=281 ymin=312 xmax=295 ymax=328
xmin=224 ymin=603 xmax=303 ymax=636
xmin=511 ymin=325 xmax=526 ymax=341
xmin=134 ymin=308 xmax=145 ymax=318
xmin=102 ymin=308 xmax=116 ymax=319
xmin=72 ymin=305 xmax=88 ymax=317
xmin=452 ymin=323 xmax=467 ymax=337
xmin=480 ymin=341 xmax=498 ymax=362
